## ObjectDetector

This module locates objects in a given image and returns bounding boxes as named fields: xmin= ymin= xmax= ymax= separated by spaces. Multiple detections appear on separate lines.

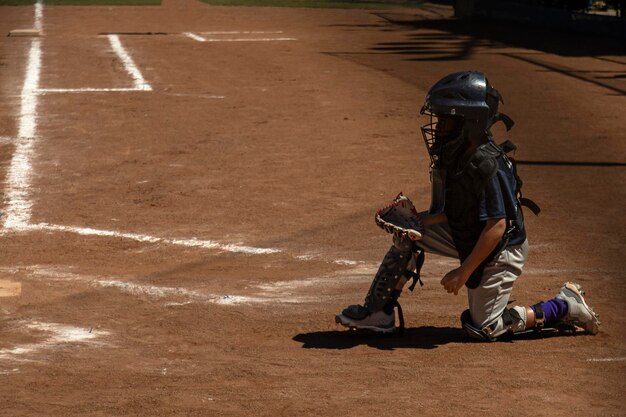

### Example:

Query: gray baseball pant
xmin=394 ymin=221 xmax=529 ymax=337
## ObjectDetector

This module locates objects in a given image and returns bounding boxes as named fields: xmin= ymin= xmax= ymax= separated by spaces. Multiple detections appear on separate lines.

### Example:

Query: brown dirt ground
xmin=1 ymin=1 xmax=625 ymax=416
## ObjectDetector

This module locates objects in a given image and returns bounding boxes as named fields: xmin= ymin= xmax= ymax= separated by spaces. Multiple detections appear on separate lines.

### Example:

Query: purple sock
xmin=531 ymin=298 xmax=568 ymax=323
xmin=383 ymin=290 xmax=402 ymax=315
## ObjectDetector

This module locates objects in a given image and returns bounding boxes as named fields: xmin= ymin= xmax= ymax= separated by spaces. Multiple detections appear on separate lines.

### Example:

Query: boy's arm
xmin=440 ymin=217 xmax=506 ymax=295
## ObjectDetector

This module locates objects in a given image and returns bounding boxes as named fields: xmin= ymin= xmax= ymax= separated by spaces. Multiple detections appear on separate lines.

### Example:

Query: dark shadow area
xmin=372 ymin=16 xmax=626 ymax=58
xmin=597 ymin=74 xmax=626 ymax=79
xmin=594 ymin=56 xmax=626 ymax=64
xmin=502 ymin=53 xmax=626 ymax=95
xmin=369 ymin=32 xmax=479 ymax=61
xmin=347 ymin=16 xmax=626 ymax=94
xmin=293 ymin=326 xmax=468 ymax=350
xmin=325 ymin=23 xmax=389 ymax=27
xmin=516 ymin=160 xmax=626 ymax=167
xmin=293 ymin=326 xmax=577 ymax=350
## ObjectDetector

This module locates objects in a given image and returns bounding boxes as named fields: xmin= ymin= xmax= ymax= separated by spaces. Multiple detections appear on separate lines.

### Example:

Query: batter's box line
xmin=183 ymin=32 xmax=298 ymax=43
xmin=37 ymin=34 xmax=152 ymax=94
xmin=4 ymin=222 xmax=280 ymax=255
xmin=36 ymin=87 xmax=150 ymax=94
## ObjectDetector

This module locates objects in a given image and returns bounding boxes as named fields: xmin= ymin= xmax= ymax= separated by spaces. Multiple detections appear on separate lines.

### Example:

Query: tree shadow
xmin=326 ymin=14 xmax=626 ymax=95
xmin=373 ymin=16 xmax=626 ymax=59
xmin=325 ymin=13 xmax=625 ymax=97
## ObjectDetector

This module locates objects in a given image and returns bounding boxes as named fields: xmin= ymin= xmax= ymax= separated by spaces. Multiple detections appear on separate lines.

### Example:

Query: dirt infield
xmin=1 ymin=1 xmax=625 ymax=415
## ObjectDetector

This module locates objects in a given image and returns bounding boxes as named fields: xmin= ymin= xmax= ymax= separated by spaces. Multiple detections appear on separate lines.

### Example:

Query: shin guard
xmin=342 ymin=245 xmax=413 ymax=321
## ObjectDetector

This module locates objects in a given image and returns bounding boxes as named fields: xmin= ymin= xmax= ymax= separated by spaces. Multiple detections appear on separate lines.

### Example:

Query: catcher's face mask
xmin=420 ymin=110 xmax=465 ymax=168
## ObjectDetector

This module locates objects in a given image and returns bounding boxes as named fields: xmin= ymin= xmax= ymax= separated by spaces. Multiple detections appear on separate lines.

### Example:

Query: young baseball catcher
xmin=335 ymin=70 xmax=600 ymax=341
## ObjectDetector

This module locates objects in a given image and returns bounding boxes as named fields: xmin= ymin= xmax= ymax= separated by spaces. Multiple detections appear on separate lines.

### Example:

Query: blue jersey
xmin=480 ymin=156 xmax=526 ymax=246
xmin=444 ymin=146 xmax=526 ymax=288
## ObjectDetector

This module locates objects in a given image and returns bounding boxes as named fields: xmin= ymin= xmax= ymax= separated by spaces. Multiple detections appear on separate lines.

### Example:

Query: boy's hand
xmin=442 ymin=218 xmax=506 ymax=295
xmin=441 ymin=267 xmax=471 ymax=295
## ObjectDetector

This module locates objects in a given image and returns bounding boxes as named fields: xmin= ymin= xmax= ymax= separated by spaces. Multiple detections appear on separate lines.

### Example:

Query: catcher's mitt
xmin=375 ymin=193 xmax=424 ymax=240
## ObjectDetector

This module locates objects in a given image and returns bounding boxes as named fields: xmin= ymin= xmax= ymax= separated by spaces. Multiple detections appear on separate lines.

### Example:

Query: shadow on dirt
xmin=326 ymin=15 xmax=626 ymax=95
xmin=293 ymin=326 xmax=468 ymax=350
xmin=372 ymin=16 xmax=626 ymax=59
xmin=293 ymin=325 xmax=573 ymax=350
xmin=327 ymin=13 xmax=625 ymax=95
xmin=516 ymin=160 xmax=626 ymax=167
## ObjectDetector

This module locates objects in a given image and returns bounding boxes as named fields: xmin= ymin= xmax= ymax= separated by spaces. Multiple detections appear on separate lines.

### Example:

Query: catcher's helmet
xmin=420 ymin=70 xmax=513 ymax=167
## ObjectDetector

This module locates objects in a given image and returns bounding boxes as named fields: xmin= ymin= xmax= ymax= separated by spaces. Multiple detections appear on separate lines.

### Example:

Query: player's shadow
xmin=293 ymin=326 xmax=468 ymax=350
xmin=293 ymin=325 xmax=571 ymax=350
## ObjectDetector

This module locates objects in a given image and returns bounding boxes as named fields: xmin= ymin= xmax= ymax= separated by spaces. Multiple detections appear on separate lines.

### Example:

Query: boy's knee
xmin=461 ymin=307 xmax=528 ymax=342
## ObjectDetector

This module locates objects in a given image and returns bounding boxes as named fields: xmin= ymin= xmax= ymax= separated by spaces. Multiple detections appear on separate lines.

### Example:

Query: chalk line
xmin=107 ymin=34 xmax=151 ymax=91
xmin=101 ymin=280 xmax=315 ymax=305
xmin=3 ymin=0 xmax=42 ymax=230
xmin=37 ymin=87 xmax=149 ymax=93
xmin=587 ymin=357 xmax=626 ymax=363
xmin=8 ymin=265 xmax=314 ymax=305
xmin=203 ymin=37 xmax=297 ymax=43
xmin=200 ymin=31 xmax=284 ymax=34
xmin=160 ymin=92 xmax=225 ymax=100
xmin=183 ymin=32 xmax=207 ymax=42
xmin=34 ymin=0 xmax=43 ymax=33
xmin=20 ymin=222 xmax=280 ymax=254
xmin=183 ymin=32 xmax=297 ymax=43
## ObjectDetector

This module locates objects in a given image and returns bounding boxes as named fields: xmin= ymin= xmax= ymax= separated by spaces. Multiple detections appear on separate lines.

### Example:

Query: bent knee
xmin=461 ymin=307 xmax=528 ymax=342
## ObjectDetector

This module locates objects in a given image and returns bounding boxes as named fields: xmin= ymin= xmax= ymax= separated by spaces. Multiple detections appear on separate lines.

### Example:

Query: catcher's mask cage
xmin=420 ymin=110 xmax=466 ymax=168
xmin=419 ymin=70 xmax=514 ymax=167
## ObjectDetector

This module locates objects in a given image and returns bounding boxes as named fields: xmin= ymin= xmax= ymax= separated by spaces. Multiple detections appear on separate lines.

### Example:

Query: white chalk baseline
xmin=183 ymin=31 xmax=297 ymax=42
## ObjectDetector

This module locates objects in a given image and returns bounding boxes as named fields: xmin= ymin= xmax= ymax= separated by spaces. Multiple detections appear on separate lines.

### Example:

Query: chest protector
xmin=464 ymin=139 xmax=541 ymax=243
xmin=464 ymin=141 xmax=503 ymax=195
